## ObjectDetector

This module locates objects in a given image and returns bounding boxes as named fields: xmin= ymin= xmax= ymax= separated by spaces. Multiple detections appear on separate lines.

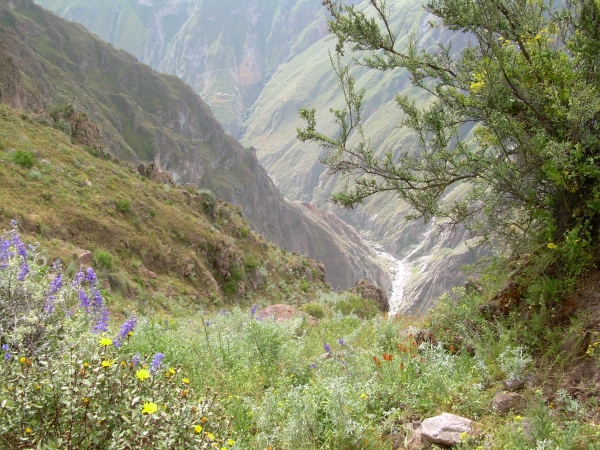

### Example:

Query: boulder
xmin=350 ymin=279 xmax=389 ymax=312
xmin=141 ymin=267 xmax=157 ymax=279
xmin=491 ymin=392 xmax=526 ymax=414
xmin=138 ymin=161 xmax=175 ymax=187
xmin=74 ymin=249 xmax=93 ymax=268
xmin=503 ymin=378 xmax=525 ymax=392
xmin=256 ymin=304 xmax=317 ymax=325
xmin=421 ymin=413 xmax=472 ymax=447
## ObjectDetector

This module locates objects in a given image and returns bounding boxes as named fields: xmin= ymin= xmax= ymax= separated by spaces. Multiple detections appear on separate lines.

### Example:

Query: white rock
xmin=421 ymin=412 xmax=472 ymax=446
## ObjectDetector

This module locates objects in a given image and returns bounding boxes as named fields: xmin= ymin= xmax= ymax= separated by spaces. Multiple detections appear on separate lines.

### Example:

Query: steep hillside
xmin=0 ymin=0 xmax=390 ymax=290
xmin=0 ymin=103 xmax=331 ymax=315
xmin=240 ymin=0 xmax=479 ymax=312
xmin=35 ymin=0 xmax=328 ymax=138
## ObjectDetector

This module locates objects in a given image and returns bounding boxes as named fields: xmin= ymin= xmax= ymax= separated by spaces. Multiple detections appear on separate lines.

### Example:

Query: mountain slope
xmin=0 ymin=0 xmax=389 ymax=290
xmin=35 ymin=0 xmax=328 ymax=138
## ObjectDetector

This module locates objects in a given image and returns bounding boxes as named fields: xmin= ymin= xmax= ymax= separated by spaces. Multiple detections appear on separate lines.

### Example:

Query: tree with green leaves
xmin=298 ymin=0 xmax=600 ymax=285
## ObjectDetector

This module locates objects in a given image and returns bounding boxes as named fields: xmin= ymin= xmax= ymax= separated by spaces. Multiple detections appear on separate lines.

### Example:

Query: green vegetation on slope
xmin=0 ymin=104 xmax=327 ymax=315
xmin=2 ymin=221 xmax=599 ymax=448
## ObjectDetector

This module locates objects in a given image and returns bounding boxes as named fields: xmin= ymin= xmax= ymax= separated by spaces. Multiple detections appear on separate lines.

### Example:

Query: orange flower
xmin=449 ymin=345 xmax=456 ymax=352
xmin=372 ymin=356 xmax=382 ymax=366
xmin=382 ymin=353 xmax=393 ymax=361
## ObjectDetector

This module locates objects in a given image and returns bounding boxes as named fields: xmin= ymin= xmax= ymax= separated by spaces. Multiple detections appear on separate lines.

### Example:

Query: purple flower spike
xmin=310 ymin=363 xmax=317 ymax=369
xmin=78 ymin=290 xmax=90 ymax=309
xmin=72 ymin=270 xmax=85 ymax=286
xmin=337 ymin=338 xmax=345 ymax=347
xmin=48 ymin=274 xmax=63 ymax=294
xmin=92 ymin=307 xmax=109 ymax=333
xmin=324 ymin=342 xmax=332 ymax=354
xmin=44 ymin=296 xmax=56 ymax=314
xmin=250 ymin=304 xmax=258 ymax=317
xmin=150 ymin=353 xmax=164 ymax=373
xmin=17 ymin=262 xmax=29 ymax=281
xmin=131 ymin=353 xmax=141 ymax=367
xmin=85 ymin=267 xmax=96 ymax=286
xmin=114 ymin=315 xmax=137 ymax=346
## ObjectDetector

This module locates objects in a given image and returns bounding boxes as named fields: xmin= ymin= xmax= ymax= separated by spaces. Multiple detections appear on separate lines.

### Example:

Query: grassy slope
xmin=0 ymin=104 xmax=327 ymax=317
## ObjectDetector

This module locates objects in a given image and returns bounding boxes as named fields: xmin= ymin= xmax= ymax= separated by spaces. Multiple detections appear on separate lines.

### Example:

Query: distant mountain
xmin=30 ymin=0 xmax=480 ymax=311
xmin=35 ymin=0 xmax=328 ymax=139
xmin=0 ymin=0 xmax=390 ymax=291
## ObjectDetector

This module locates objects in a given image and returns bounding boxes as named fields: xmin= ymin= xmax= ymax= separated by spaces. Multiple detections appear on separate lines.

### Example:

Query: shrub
xmin=12 ymin=150 xmax=35 ymax=169
xmin=244 ymin=254 xmax=261 ymax=272
xmin=300 ymin=280 xmax=310 ymax=293
xmin=334 ymin=294 xmax=380 ymax=319
xmin=116 ymin=199 xmax=131 ymax=212
xmin=94 ymin=249 xmax=113 ymax=270
xmin=299 ymin=302 xmax=325 ymax=319
xmin=197 ymin=189 xmax=216 ymax=217
xmin=239 ymin=227 xmax=249 ymax=238
xmin=0 ymin=224 xmax=233 ymax=448
xmin=54 ymin=119 xmax=72 ymax=136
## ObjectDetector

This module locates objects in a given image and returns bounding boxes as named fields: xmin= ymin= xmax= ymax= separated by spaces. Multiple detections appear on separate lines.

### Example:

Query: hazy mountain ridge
xmin=0 ymin=0 xmax=390 ymax=290
xmin=36 ymin=0 xmax=329 ymax=138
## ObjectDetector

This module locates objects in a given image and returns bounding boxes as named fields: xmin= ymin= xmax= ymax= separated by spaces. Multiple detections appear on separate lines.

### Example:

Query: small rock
xmin=491 ymin=392 xmax=526 ymax=414
xmin=421 ymin=413 xmax=472 ymax=447
xmin=405 ymin=422 xmax=428 ymax=450
xmin=142 ymin=268 xmax=157 ymax=279
xmin=503 ymin=378 xmax=525 ymax=392
xmin=84 ymin=180 xmax=92 ymax=187
xmin=74 ymin=249 xmax=93 ymax=268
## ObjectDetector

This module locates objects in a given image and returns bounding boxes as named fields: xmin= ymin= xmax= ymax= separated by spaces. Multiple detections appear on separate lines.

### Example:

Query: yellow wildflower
xmin=136 ymin=369 xmax=151 ymax=381
xmin=142 ymin=402 xmax=158 ymax=415
xmin=360 ymin=393 xmax=367 ymax=399
xmin=194 ymin=425 xmax=203 ymax=433
xmin=547 ymin=242 xmax=557 ymax=249
xmin=99 ymin=337 xmax=113 ymax=347
xmin=25 ymin=427 xmax=31 ymax=434
xmin=101 ymin=360 xmax=114 ymax=368
xmin=515 ymin=415 xmax=523 ymax=422
xmin=19 ymin=357 xmax=26 ymax=364
xmin=227 ymin=439 xmax=235 ymax=446
xmin=206 ymin=432 xmax=215 ymax=441
xmin=182 ymin=378 xmax=190 ymax=384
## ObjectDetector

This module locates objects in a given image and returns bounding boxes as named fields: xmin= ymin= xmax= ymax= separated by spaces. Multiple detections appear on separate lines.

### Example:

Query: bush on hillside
xmin=0 ymin=222 xmax=233 ymax=449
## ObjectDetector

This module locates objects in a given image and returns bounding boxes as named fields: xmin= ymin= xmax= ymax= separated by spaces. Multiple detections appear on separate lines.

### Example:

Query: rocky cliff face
xmin=35 ymin=0 xmax=328 ymax=139
xmin=0 ymin=0 xmax=390 ymax=290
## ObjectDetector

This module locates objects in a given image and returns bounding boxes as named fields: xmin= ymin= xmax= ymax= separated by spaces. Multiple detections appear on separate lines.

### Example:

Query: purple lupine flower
xmin=1 ymin=344 xmax=8 ymax=351
xmin=72 ymin=270 xmax=85 ymax=286
xmin=337 ymin=338 xmax=345 ymax=347
xmin=78 ymin=290 xmax=90 ymax=308
xmin=150 ymin=353 xmax=164 ymax=373
xmin=250 ymin=304 xmax=258 ymax=317
xmin=12 ymin=237 xmax=27 ymax=260
xmin=205 ymin=321 xmax=210 ymax=327
xmin=131 ymin=353 xmax=141 ymax=367
xmin=92 ymin=307 xmax=109 ymax=333
xmin=51 ymin=259 xmax=62 ymax=272
xmin=91 ymin=288 xmax=103 ymax=308
xmin=324 ymin=342 xmax=332 ymax=354
xmin=114 ymin=315 xmax=137 ymax=346
xmin=48 ymin=274 xmax=63 ymax=294
xmin=10 ymin=219 xmax=17 ymax=227
xmin=85 ymin=267 xmax=96 ymax=286
xmin=17 ymin=262 xmax=29 ymax=281
xmin=309 ymin=363 xmax=317 ymax=369
xmin=44 ymin=296 xmax=56 ymax=314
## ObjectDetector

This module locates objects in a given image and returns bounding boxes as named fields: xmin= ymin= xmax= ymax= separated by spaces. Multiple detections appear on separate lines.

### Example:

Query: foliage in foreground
xmin=299 ymin=0 xmax=600 ymax=297
xmin=1 ymin=225 xmax=599 ymax=449
xmin=0 ymin=224 xmax=232 ymax=449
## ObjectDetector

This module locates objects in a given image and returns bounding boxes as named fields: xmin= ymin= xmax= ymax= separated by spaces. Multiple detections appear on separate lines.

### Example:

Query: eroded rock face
xmin=138 ymin=162 xmax=176 ymax=187
xmin=421 ymin=413 xmax=472 ymax=447
xmin=350 ymin=279 xmax=389 ymax=312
